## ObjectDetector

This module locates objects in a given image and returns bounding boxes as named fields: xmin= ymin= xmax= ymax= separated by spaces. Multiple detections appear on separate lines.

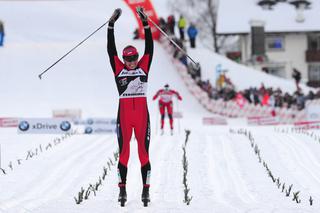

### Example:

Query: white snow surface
xmin=0 ymin=0 xmax=319 ymax=212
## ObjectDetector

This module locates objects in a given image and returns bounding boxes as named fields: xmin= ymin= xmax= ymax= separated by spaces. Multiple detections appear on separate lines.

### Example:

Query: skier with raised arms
xmin=107 ymin=8 xmax=153 ymax=207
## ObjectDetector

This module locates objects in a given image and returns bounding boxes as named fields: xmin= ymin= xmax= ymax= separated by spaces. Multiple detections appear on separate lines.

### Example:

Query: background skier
xmin=107 ymin=8 xmax=153 ymax=207
xmin=153 ymin=84 xmax=182 ymax=135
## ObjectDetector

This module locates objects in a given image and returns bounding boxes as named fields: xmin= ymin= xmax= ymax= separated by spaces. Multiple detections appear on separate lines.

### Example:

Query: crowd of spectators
xmin=156 ymin=15 xmax=320 ymax=111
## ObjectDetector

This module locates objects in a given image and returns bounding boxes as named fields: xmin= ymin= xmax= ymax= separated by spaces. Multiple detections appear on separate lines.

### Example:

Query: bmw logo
xmin=19 ymin=121 xmax=30 ymax=131
xmin=60 ymin=121 xmax=71 ymax=131
xmin=85 ymin=126 xmax=93 ymax=134
xmin=87 ymin=118 xmax=94 ymax=125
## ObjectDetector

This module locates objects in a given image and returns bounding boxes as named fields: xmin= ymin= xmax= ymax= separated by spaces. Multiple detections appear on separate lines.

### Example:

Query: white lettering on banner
xmin=33 ymin=123 xmax=57 ymax=130
xmin=145 ymin=10 xmax=154 ymax=16
xmin=247 ymin=116 xmax=279 ymax=126
xmin=120 ymin=78 xmax=147 ymax=98
xmin=128 ymin=0 xmax=146 ymax=4
xmin=118 ymin=68 xmax=146 ymax=77
xmin=52 ymin=109 xmax=82 ymax=119
xmin=0 ymin=118 xmax=18 ymax=128
xmin=203 ymin=117 xmax=228 ymax=125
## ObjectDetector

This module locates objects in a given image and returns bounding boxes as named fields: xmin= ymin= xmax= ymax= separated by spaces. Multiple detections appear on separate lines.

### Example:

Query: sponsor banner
xmin=294 ymin=120 xmax=320 ymax=130
xmin=83 ymin=125 xmax=116 ymax=134
xmin=123 ymin=0 xmax=160 ymax=40
xmin=52 ymin=109 xmax=82 ymax=119
xmin=203 ymin=117 xmax=228 ymax=125
xmin=18 ymin=118 xmax=73 ymax=134
xmin=0 ymin=118 xmax=19 ymax=128
xmin=247 ymin=116 xmax=280 ymax=126
xmin=73 ymin=118 xmax=117 ymax=125
xmin=73 ymin=118 xmax=117 ymax=134
xmin=306 ymin=104 xmax=320 ymax=121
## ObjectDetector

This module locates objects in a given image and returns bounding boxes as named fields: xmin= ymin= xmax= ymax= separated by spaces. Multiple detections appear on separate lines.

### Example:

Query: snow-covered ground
xmin=0 ymin=0 xmax=319 ymax=212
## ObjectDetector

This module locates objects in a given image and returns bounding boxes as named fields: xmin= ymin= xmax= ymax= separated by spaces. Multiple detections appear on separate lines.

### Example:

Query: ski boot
xmin=170 ymin=129 xmax=174 ymax=136
xmin=141 ymin=186 xmax=150 ymax=207
xmin=118 ymin=186 xmax=127 ymax=207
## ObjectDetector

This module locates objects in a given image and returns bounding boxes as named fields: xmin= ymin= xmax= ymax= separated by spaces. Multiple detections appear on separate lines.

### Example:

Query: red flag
xmin=123 ymin=0 xmax=160 ymax=40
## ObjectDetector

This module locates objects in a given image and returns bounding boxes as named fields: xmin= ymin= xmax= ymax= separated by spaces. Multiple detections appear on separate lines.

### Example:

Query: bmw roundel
xmin=19 ymin=121 xmax=30 ymax=131
xmin=60 ymin=121 xmax=71 ymax=131
xmin=85 ymin=126 xmax=93 ymax=134
xmin=87 ymin=118 xmax=94 ymax=125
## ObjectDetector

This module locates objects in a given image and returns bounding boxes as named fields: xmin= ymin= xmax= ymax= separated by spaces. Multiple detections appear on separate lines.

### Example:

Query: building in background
xmin=217 ymin=0 xmax=320 ymax=87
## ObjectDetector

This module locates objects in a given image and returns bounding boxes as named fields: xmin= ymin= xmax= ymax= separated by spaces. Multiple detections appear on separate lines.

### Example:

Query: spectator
xmin=261 ymin=91 xmax=270 ymax=106
xmin=306 ymin=90 xmax=315 ymax=101
xmin=159 ymin=17 xmax=167 ymax=33
xmin=235 ymin=92 xmax=246 ymax=108
xmin=0 ymin=20 xmax=4 ymax=47
xmin=178 ymin=15 xmax=186 ymax=40
xmin=187 ymin=62 xmax=201 ymax=81
xmin=187 ymin=23 xmax=198 ymax=48
xmin=296 ymin=91 xmax=305 ymax=110
xmin=292 ymin=68 xmax=301 ymax=91
xmin=167 ymin=15 xmax=175 ymax=35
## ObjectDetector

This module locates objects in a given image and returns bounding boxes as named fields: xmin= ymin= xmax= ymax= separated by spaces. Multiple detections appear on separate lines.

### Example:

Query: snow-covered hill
xmin=0 ymin=0 xmax=319 ymax=212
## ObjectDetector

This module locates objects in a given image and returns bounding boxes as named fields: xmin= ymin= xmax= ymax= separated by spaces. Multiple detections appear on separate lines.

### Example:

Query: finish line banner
xmin=123 ymin=0 xmax=160 ymax=40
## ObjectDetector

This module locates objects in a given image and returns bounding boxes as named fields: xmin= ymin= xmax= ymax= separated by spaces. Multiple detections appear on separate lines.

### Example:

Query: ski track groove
xmin=0 ymin=135 xmax=114 ymax=212
xmin=151 ymin=134 xmax=184 ymax=210
xmin=274 ymin=134 xmax=320 ymax=199
xmin=222 ymin=135 xmax=256 ymax=205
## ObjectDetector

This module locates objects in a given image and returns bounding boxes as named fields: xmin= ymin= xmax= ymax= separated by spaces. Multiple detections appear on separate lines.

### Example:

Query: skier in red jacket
xmin=107 ymin=8 xmax=152 ymax=206
xmin=153 ymin=84 xmax=182 ymax=135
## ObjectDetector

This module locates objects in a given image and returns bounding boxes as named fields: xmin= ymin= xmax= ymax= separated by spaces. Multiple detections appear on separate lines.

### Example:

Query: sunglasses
xmin=123 ymin=54 xmax=139 ymax=62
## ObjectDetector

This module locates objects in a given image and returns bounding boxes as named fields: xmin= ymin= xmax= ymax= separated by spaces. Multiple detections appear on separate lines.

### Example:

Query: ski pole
xmin=38 ymin=8 xmax=122 ymax=79
xmin=38 ymin=22 xmax=108 ymax=79
xmin=146 ymin=16 xmax=198 ymax=66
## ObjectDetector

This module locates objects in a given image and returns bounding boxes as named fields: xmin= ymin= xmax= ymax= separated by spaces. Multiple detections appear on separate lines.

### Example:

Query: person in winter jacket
xmin=187 ymin=23 xmax=198 ymax=48
xmin=178 ymin=15 xmax=186 ymax=40
xmin=107 ymin=8 xmax=153 ymax=205
xmin=0 ymin=20 xmax=5 ymax=47
xmin=153 ymin=84 xmax=182 ymax=135
xmin=167 ymin=15 xmax=175 ymax=35
xmin=292 ymin=68 xmax=301 ymax=91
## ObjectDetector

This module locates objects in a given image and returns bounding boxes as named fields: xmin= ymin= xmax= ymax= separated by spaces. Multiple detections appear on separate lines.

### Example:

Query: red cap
xmin=122 ymin=45 xmax=138 ymax=57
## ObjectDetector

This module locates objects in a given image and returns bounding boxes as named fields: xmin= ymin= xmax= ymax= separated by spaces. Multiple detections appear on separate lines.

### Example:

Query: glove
xmin=109 ymin=8 xmax=122 ymax=24
xmin=136 ymin=7 xmax=148 ymax=23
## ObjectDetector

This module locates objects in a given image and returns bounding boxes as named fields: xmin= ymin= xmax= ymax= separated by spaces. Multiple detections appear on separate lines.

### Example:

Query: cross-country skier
xmin=107 ymin=8 xmax=153 ymax=207
xmin=153 ymin=84 xmax=182 ymax=135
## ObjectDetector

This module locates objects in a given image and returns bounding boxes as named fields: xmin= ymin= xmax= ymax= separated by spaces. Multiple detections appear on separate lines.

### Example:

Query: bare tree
xmin=169 ymin=0 xmax=220 ymax=53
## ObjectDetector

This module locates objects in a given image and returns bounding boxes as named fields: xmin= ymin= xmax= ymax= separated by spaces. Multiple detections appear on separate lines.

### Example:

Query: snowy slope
xmin=0 ymin=0 xmax=320 ymax=212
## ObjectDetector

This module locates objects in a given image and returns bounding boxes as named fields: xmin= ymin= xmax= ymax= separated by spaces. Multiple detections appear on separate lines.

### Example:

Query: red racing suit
xmin=107 ymin=21 xmax=153 ymax=188
xmin=153 ymin=89 xmax=182 ymax=129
